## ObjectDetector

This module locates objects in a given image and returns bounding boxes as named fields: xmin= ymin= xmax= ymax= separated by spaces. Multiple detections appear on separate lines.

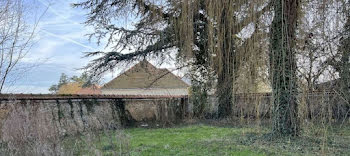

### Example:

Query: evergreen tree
xmin=49 ymin=73 xmax=69 ymax=93
xmin=74 ymin=0 xmax=272 ymax=118
xmin=49 ymin=72 xmax=96 ymax=94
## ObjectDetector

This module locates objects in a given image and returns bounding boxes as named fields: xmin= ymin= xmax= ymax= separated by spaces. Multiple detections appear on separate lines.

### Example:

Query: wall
xmin=205 ymin=92 xmax=349 ymax=121
xmin=0 ymin=95 xmax=188 ymax=155
xmin=124 ymin=98 xmax=187 ymax=124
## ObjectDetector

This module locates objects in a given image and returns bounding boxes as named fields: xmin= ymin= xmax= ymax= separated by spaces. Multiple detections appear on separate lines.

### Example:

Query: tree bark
xmin=270 ymin=0 xmax=300 ymax=136
xmin=217 ymin=3 xmax=235 ymax=119
xmin=339 ymin=13 xmax=350 ymax=107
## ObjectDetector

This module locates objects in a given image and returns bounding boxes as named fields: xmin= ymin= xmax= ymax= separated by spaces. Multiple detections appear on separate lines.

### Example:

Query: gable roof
xmin=102 ymin=60 xmax=189 ymax=89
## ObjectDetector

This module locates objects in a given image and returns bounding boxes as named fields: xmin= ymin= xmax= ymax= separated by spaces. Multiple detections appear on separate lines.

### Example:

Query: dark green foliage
xmin=269 ymin=0 xmax=300 ymax=136
xmin=74 ymin=0 xmax=273 ymax=120
xmin=189 ymin=7 xmax=213 ymax=116
xmin=49 ymin=73 xmax=69 ymax=93
xmin=49 ymin=72 xmax=98 ymax=93
xmin=181 ymin=0 xmax=214 ymax=119
xmin=72 ymin=0 xmax=177 ymax=77
xmin=71 ymin=72 xmax=97 ymax=88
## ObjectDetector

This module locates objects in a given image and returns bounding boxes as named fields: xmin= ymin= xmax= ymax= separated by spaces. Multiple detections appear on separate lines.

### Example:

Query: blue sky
xmin=4 ymin=0 xmax=179 ymax=93
xmin=4 ymin=0 xmax=102 ymax=93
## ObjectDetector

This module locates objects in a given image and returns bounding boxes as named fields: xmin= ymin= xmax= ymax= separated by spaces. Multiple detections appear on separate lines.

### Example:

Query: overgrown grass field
xmin=63 ymin=123 xmax=350 ymax=155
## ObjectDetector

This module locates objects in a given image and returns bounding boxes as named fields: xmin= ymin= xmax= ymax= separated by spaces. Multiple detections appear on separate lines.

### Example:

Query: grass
xmin=62 ymin=123 xmax=350 ymax=156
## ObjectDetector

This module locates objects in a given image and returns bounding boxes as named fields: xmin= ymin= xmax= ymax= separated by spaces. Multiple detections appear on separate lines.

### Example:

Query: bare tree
xmin=0 ymin=0 xmax=44 ymax=93
xmin=296 ymin=0 xmax=344 ymax=91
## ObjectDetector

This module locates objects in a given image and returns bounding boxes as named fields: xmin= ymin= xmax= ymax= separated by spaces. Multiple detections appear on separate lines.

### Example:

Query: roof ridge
xmin=102 ymin=60 xmax=189 ymax=89
xmin=102 ymin=60 xmax=156 ymax=88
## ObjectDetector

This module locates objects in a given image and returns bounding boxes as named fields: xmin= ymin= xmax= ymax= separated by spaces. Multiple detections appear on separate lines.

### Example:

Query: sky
xmin=2 ymin=0 xmax=96 ymax=93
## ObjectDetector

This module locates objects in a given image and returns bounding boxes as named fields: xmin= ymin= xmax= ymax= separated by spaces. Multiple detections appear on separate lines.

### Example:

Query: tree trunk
xmin=217 ymin=3 xmax=235 ymax=119
xmin=270 ymin=0 xmax=300 ymax=136
xmin=339 ymin=13 xmax=350 ymax=117
xmin=217 ymin=55 xmax=234 ymax=118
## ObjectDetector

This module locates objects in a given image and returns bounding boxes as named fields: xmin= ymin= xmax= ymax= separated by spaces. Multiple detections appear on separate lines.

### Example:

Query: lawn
xmin=62 ymin=123 xmax=350 ymax=155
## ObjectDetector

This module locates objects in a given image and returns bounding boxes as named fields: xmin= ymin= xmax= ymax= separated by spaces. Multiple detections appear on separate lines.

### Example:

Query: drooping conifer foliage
xmin=71 ymin=0 xmax=350 ymax=137
xmin=74 ymin=0 xmax=272 ymax=118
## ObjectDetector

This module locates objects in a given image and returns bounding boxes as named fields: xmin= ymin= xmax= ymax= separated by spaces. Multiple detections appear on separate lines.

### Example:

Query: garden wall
xmin=0 ymin=94 xmax=188 ymax=154
xmin=205 ymin=92 xmax=350 ymax=121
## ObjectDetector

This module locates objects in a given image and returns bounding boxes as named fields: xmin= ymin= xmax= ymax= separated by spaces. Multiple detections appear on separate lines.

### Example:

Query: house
xmin=58 ymin=82 xmax=83 ymax=94
xmin=58 ymin=83 xmax=101 ymax=95
xmin=101 ymin=60 xmax=189 ymax=96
